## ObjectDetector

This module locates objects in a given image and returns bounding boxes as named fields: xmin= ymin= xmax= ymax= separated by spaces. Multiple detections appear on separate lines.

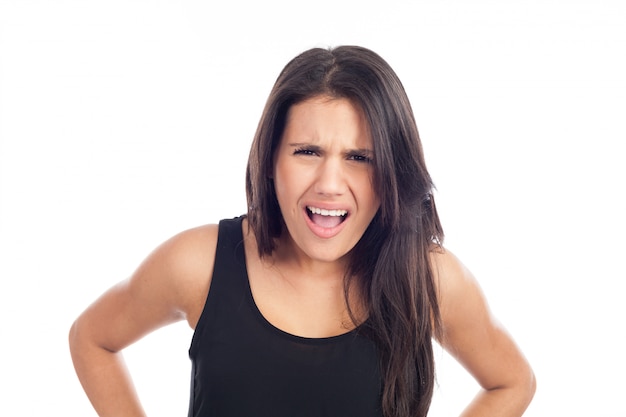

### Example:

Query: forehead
xmin=282 ymin=95 xmax=372 ymax=147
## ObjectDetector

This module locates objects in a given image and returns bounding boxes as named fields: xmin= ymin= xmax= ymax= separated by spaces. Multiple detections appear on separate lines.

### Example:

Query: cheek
xmin=272 ymin=156 xmax=286 ymax=192
xmin=358 ymin=177 xmax=380 ymax=213
xmin=273 ymin=162 xmax=298 ymax=208
xmin=368 ymin=176 xmax=381 ymax=214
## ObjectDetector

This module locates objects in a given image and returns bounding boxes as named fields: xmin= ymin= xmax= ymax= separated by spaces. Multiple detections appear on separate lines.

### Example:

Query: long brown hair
xmin=246 ymin=45 xmax=444 ymax=417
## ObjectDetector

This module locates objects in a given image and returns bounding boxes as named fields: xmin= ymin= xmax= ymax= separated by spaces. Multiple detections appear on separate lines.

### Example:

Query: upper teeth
xmin=308 ymin=207 xmax=347 ymax=217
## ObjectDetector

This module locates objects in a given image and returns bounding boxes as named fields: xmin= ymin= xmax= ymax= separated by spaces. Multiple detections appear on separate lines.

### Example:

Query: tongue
xmin=311 ymin=213 xmax=343 ymax=228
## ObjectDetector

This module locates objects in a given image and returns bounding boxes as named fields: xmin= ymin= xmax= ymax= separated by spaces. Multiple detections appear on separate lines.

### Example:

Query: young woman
xmin=69 ymin=45 xmax=536 ymax=417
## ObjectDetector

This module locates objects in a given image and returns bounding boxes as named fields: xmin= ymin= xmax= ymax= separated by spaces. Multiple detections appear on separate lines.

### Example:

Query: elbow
xmin=510 ymin=356 xmax=537 ymax=408
xmin=510 ymin=363 xmax=536 ymax=411
xmin=488 ymin=363 xmax=537 ymax=411
xmin=68 ymin=318 xmax=82 ymax=359
xmin=526 ymin=367 xmax=537 ymax=406
xmin=68 ymin=316 xmax=107 ymax=371
xmin=68 ymin=316 xmax=96 ymax=359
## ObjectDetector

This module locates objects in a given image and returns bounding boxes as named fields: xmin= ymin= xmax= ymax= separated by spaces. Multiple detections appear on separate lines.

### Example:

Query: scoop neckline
xmin=237 ymin=223 xmax=360 ymax=344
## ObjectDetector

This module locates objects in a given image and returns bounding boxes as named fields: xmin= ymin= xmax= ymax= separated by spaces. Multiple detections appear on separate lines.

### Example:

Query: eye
xmin=293 ymin=147 xmax=318 ymax=156
xmin=347 ymin=152 xmax=373 ymax=163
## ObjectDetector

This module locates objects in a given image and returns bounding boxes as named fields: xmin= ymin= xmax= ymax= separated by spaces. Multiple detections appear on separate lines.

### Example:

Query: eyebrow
xmin=288 ymin=142 xmax=319 ymax=149
xmin=350 ymin=148 xmax=375 ymax=156
xmin=288 ymin=142 xmax=374 ymax=155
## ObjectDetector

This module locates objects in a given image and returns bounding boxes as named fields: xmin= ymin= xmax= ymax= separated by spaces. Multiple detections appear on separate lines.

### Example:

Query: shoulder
xmin=429 ymin=246 xmax=475 ymax=298
xmin=428 ymin=247 xmax=489 ymax=336
xmin=70 ymin=223 xmax=221 ymax=354
xmin=140 ymin=223 xmax=219 ymax=278
xmin=152 ymin=223 xmax=219 ymax=269
xmin=131 ymin=223 xmax=220 ymax=328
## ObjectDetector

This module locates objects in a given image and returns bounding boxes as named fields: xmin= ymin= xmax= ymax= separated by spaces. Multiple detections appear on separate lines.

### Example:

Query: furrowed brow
xmin=289 ymin=142 xmax=322 ymax=151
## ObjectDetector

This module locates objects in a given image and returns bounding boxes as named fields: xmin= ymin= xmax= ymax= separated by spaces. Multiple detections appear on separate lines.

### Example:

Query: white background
xmin=1 ymin=1 xmax=625 ymax=416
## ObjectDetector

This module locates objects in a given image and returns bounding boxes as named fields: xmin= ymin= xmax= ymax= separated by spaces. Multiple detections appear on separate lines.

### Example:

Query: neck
xmin=271 ymin=233 xmax=349 ymax=283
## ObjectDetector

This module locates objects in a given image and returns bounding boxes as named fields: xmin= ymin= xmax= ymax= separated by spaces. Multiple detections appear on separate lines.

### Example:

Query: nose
xmin=314 ymin=157 xmax=347 ymax=196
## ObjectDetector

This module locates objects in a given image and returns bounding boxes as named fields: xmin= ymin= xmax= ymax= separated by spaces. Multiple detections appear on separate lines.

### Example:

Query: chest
xmin=189 ymin=270 xmax=383 ymax=417
xmin=245 ymin=247 xmax=365 ymax=339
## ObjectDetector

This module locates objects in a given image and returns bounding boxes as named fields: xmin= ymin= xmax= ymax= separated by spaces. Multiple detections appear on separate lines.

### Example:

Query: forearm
xmin=69 ymin=324 xmax=147 ymax=417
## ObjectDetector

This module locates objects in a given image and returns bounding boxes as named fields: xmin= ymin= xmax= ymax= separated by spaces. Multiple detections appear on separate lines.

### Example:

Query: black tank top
xmin=188 ymin=216 xmax=383 ymax=417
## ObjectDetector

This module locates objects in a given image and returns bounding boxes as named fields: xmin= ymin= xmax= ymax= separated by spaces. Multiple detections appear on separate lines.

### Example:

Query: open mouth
xmin=306 ymin=206 xmax=348 ymax=228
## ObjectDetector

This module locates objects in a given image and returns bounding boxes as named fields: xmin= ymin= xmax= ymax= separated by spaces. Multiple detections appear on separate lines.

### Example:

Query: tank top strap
xmin=187 ymin=215 xmax=383 ymax=417
xmin=189 ymin=215 xmax=247 ymax=357
xmin=211 ymin=215 xmax=247 ymax=286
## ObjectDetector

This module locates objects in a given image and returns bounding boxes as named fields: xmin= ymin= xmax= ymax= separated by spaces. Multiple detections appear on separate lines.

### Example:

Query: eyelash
xmin=293 ymin=147 xmax=318 ymax=156
xmin=348 ymin=153 xmax=373 ymax=163
xmin=293 ymin=148 xmax=372 ymax=164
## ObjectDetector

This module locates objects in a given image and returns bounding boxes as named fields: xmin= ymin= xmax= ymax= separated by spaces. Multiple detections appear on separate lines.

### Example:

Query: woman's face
xmin=272 ymin=95 xmax=380 ymax=265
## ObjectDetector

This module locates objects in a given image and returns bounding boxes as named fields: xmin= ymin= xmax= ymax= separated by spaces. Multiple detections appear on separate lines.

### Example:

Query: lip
xmin=303 ymin=204 xmax=350 ymax=239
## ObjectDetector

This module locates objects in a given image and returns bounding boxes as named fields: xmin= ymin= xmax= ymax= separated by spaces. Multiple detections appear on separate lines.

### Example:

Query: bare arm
xmin=68 ymin=224 xmax=218 ymax=416
xmin=432 ymin=249 xmax=536 ymax=416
